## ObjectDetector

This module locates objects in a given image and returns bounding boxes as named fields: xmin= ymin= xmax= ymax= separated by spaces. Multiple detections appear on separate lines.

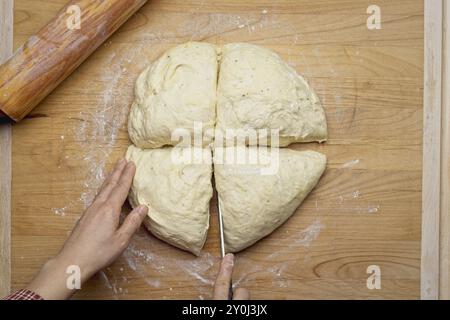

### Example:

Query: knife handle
xmin=228 ymin=280 xmax=234 ymax=300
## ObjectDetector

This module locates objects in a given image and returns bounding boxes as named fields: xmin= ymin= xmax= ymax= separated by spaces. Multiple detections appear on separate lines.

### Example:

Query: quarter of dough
xmin=216 ymin=43 xmax=327 ymax=146
xmin=128 ymin=42 xmax=219 ymax=148
xmin=214 ymin=147 xmax=326 ymax=252
xmin=126 ymin=145 xmax=213 ymax=255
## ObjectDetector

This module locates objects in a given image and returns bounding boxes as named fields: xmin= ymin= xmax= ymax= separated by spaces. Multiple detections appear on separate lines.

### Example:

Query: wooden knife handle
xmin=0 ymin=0 xmax=148 ymax=122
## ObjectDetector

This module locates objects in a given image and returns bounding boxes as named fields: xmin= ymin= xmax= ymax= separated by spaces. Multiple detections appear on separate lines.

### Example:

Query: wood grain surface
xmin=0 ymin=0 xmax=13 ymax=297
xmin=11 ymin=0 xmax=423 ymax=299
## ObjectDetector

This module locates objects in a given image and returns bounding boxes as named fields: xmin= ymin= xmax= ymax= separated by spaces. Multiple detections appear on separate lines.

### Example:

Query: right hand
xmin=213 ymin=253 xmax=250 ymax=300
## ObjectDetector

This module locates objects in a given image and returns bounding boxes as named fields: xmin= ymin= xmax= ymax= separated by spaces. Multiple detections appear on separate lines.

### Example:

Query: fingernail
xmin=118 ymin=158 xmax=126 ymax=166
xmin=127 ymin=161 xmax=135 ymax=168
xmin=137 ymin=205 xmax=148 ymax=214
xmin=225 ymin=253 xmax=234 ymax=266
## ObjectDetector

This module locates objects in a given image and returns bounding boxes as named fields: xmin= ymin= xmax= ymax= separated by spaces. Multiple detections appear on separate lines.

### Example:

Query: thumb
xmin=233 ymin=287 xmax=250 ymax=300
xmin=213 ymin=253 xmax=234 ymax=300
xmin=118 ymin=205 xmax=148 ymax=239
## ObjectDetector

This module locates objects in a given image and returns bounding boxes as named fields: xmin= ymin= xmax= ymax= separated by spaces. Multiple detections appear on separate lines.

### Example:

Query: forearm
xmin=25 ymin=256 xmax=83 ymax=300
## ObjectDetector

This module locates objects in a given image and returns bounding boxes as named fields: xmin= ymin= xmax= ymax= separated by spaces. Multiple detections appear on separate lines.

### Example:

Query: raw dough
xmin=216 ymin=43 xmax=327 ymax=146
xmin=128 ymin=42 xmax=219 ymax=148
xmin=126 ymin=42 xmax=328 ymax=255
xmin=214 ymin=147 xmax=326 ymax=252
xmin=126 ymin=145 xmax=213 ymax=255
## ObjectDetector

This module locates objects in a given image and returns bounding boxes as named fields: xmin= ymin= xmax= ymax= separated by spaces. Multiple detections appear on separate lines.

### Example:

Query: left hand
xmin=26 ymin=158 xmax=148 ymax=299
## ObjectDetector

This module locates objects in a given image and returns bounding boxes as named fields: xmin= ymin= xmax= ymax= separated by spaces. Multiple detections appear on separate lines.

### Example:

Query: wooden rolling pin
xmin=0 ymin=0 xmax=148 ymax=122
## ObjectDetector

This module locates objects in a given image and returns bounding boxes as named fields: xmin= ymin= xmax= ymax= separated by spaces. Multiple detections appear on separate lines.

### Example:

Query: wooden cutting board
xmin=10 ymin=0 xmax=423 ymax=299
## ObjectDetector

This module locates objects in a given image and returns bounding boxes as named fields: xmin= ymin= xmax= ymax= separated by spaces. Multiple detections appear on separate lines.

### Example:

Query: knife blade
xmin=215 ymin=187 xmax=233 ymax=300
xmin=217 ymin=196 xmax=226 ymax=258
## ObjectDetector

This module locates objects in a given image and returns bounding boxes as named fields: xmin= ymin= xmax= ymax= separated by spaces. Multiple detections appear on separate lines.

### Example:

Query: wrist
xmin=26 ymin=255 xmax=79 ymax=300
xmin=54 ymin=249 xmax=99 ymax=284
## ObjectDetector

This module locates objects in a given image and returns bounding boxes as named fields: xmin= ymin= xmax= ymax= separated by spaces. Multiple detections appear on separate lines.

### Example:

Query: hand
xmin=213 ymin=253 xmax=250 ymax=300
xmin=26 ymin=159 xmax=148 ymax=299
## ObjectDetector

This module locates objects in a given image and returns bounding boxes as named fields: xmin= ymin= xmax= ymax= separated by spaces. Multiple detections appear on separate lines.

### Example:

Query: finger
xmin=100 ymin=158 xmax=127 ymax=190
xmin=95 ymin=159 xmax=127 ymax=202
xmin=213 ymin=253 xmax=234 ymax=300
xmin=116 ymin=205 xmax=148 ymax=242
xmin=233 ymin=287 xmax=250 ymax=300
xmin=108 ymin=161 xmax=136 ymax=209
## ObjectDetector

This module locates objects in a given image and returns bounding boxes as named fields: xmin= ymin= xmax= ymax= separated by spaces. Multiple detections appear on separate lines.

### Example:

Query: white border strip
xmin=422 ymin=0 xmax=443 ymax=300
xmin=0 ymin=0 xmax=13 ymax=297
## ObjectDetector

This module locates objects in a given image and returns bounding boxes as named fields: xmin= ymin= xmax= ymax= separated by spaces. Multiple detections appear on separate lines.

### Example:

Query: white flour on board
xmin=75 ymin=51 xmax=129 ymax=208
xmin=342 ymin=159 xmax=360 ymax=168
xmin=352 ymin=190 xmax=360 ymax=198
xmin=233 ymin=219 xmax=325 ymax=289
xmin=53 ymin=45 xmax=146 ymax=216
xmin=336 ymin=191 xmax=381 ymax=214
xmin=89 ymin=218 xmax=324 ymax=298
xmin=335 ymin=159 xmax=381 ymax=214
xmin=121 ymin=234 xmax=217 ymax=298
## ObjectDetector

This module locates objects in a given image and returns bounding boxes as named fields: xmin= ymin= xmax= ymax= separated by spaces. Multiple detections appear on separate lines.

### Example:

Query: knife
xmin=216 ymin=188 xmax=233 ymax=300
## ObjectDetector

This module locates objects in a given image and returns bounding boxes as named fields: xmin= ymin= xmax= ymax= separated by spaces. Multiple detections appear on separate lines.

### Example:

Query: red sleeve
xmin=2 ymin=289 xmax=44 ymax=300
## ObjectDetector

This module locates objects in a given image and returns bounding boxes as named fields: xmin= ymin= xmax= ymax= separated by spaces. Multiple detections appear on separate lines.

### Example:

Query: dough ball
xmin=128 ymin=42 xmax=219 ymax=149
xmin=126 ymin=145 xmax=213 ymax=255
xmin=214 ymin=147 xmax=326 ymax=252
xmin=216 ymin=43 xmax=327 ymax=147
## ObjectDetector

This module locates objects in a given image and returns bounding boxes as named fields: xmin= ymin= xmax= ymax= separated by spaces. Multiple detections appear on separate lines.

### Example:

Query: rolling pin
xmin=0 ymin=0 xmax=148 ymax=122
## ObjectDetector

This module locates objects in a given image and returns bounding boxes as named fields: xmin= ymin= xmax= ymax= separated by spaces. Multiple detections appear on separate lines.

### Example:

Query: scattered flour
xmin=52 ymin=207 xmax=67 ymax=216
xmin=233 ymin=219 xmax=325 ymax=289
xmin=342 ymin=159 xmax=360 ymax=168
xmin=368 ymin=205 xmax=380 ymax=213
xmin=53 ymin=46 xmax=145 ymax=217
xmin=120 ymin=234 xmax=216 ymax=297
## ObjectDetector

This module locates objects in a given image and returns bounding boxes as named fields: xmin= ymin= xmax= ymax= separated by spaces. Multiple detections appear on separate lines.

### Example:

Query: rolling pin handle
xmin=0 ymin=110 xmax=12 ymax=124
